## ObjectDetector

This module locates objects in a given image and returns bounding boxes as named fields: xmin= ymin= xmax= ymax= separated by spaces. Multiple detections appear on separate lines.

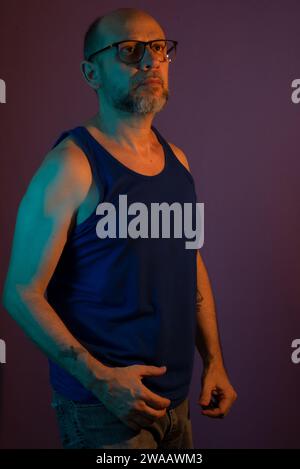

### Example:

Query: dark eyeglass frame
xmin=86 ymin=39 xmax=178 ymax=64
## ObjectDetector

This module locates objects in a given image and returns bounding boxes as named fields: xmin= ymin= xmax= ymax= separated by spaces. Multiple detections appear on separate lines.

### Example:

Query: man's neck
xmin=92 ymin=111 xmax=156 ymax=153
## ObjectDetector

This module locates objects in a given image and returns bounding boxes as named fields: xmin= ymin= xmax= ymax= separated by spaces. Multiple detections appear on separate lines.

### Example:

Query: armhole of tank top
xmin=152 ymin=126 xmax=195 ymax=186
xmin=168 ymin=144 xmax=196 ymax=186
xmin=51 ymin=128 xmax=106 ymax=231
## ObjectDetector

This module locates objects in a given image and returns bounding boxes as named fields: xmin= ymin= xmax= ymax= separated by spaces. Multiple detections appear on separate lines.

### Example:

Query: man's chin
xmin=113 ymin=91 xmax=168 ymax=114
xmin=136 ymin=91 xmax=168 ymax=112
xmin=137 ymin=97 xmax=168 ymax=115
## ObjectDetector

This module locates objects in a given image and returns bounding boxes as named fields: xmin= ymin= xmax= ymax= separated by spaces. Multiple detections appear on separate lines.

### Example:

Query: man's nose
xmin=139 ymin=45 xmax=161 ymax=69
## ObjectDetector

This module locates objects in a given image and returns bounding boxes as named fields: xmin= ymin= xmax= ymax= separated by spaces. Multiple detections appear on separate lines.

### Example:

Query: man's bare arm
xmin=169 ymin=141 xmax=224 ymax=364
xmin=195 ymin=250 xmax=224 ymax=366
xmin=1 ymin=141 xmax=112 ymax=391
xmin=1 ymin=140 xmax=171 ymax=429
xmin=169 ymin=141 xmax=237 ymax=416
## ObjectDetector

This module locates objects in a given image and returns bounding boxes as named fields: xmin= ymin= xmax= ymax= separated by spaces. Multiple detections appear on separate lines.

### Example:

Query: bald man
xmin=2 ymin=8 xmax=237 ymax=449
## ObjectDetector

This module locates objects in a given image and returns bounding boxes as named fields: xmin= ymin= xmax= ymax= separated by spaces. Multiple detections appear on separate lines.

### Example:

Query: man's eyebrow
xmin=116 ymin=37 xmax=166 ymax=42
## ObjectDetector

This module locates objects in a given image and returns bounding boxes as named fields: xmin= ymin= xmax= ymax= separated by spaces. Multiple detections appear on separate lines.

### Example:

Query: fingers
xmin=135 ymin=365 xmax=171 ymax=410
xmin=201 ymin=395 xmax=234 ymax=419
xmin=201 ymin=408 xmax=225 ymax=418
xmin=140 ymin=385 xmax=171 ymax=411
xmin=139 ymin=401 xmax=168 ymax=420
xmin=124 ymin=364 xmax=174 ymax=428
xmin=198 ymin=385 xmax=216 ymax=407
xmin=138 ymin=365 xmax=167 ymax=377
xmin=127 ymin=389 xmax=171 ymax=429
xmin=122 ymin=404 xmax=165 ymax=431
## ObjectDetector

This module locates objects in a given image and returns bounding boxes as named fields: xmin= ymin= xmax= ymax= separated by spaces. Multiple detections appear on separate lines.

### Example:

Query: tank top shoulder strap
xmin=51 ymin=126 xmax=106 ymax=195
xmin=151 ymin=125 xmax=195 ymax=185
xmin=151 ymin=125 xmax=171 ymax=155
xmin=152 ymin=124 xmax=183 ymax=167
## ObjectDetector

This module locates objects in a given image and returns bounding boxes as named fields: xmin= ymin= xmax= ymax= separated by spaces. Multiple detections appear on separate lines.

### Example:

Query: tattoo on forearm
xmin=59 ymin=346 xmax=87 ymax=361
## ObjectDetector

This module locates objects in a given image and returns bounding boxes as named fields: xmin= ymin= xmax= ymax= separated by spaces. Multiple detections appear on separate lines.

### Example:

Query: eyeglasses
xmin=87 ymin=39 xmax=178 ymax=64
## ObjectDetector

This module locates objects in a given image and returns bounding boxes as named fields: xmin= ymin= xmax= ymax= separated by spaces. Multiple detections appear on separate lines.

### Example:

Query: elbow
xmin=2 ymin=282 xmax=31 ymax=317
xmin=2 ymin=278 xmax=44 ymax=319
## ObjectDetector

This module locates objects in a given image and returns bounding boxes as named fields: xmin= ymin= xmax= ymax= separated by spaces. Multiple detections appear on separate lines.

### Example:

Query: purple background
xmin=1 ymin=0 xmax=300 ymax=448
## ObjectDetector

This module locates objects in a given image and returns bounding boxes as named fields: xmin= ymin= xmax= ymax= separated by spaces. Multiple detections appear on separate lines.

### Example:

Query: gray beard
xmin=113 ymin=88 xmax=169 ymax=115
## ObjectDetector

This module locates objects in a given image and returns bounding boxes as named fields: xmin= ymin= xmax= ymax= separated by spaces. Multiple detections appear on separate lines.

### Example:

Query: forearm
xmin=195 ymin=250 xmax=224 ymax=368
xmin=2 ymin=286 xmax=112 ymax=391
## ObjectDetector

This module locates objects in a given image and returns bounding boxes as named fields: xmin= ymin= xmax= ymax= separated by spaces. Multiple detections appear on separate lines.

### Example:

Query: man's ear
xmin=80 ymin=60 xmax=101 ymax=90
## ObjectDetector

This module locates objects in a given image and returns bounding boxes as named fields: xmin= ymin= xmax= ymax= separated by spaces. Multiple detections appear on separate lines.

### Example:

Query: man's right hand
xmin=88 ymin=364 xmax=171 ymax=431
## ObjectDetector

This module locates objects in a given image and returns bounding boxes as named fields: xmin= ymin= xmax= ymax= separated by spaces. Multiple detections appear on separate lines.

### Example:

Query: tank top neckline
xmin=79 ymin=125 xmax=169 ymax=179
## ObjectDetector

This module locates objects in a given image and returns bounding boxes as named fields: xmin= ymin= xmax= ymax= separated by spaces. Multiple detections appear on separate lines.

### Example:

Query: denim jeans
xmin=51 ymin=390 xmax=194 ymax=449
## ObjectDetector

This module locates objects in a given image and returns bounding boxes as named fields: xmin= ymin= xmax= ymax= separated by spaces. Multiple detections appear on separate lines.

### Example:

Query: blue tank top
xmin=46 ymin=125 xmax=198 ymax=409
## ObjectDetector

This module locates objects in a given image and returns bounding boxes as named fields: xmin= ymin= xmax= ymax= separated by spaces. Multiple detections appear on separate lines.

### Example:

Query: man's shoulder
xmin=43 ymin=134 xmax=92 ymax=183
xmin=27 ymin=133 xmax=93 ymax=205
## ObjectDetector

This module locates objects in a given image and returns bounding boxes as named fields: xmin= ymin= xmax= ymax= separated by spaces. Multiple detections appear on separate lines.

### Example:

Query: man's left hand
xmin=198 ymin=362 xmax=237 ymax=418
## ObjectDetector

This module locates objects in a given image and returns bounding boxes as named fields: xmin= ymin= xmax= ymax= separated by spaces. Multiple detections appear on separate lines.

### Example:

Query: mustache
xmin=134 ymin=74 xmax=164 ymax=88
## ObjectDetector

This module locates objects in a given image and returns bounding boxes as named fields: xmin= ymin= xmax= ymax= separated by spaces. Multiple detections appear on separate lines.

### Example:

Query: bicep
xmin=4 ymin=149 xmax=90 ymax=297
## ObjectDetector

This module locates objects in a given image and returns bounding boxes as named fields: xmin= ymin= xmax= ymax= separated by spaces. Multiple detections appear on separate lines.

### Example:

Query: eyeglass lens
xmin=118 ymin=40 xmax=176 ymax=63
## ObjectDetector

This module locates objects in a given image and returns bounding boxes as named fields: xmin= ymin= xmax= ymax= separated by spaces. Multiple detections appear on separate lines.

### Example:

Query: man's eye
xmin=152 ymin=42 xmax=165 ymax=52
xmin=122 ymin=46 xmax=136 ymax=55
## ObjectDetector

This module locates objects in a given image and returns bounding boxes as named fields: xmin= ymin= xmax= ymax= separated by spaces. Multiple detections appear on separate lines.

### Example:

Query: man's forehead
xmin=98 ymin=15 xmax=165 ymax=45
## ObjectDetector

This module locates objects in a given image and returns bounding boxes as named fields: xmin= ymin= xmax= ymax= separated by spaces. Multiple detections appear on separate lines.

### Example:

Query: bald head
xmin=83 ymin=8 xmax=166 ymax=61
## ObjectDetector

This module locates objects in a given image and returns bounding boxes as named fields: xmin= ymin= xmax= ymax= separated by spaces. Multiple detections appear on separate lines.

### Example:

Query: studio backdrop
xmin=0 ymin=0 xmax=300 ymax=449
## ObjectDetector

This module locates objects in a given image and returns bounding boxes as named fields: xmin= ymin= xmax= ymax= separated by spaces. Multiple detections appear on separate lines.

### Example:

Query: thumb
xmin=139 ymin=365 xmax=167 ymax=377
xmin=198 ymin=385 xmax=213 ymax=406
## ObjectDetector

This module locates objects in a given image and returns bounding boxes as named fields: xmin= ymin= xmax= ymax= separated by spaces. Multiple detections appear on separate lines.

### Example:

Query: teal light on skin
xmin=80 ymin=11 xmax=170 ymax=148
xmin=4 ymin=157 xmax=70 ymax=308
xmin=0 ymin=78 xmax=6 ymax=103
